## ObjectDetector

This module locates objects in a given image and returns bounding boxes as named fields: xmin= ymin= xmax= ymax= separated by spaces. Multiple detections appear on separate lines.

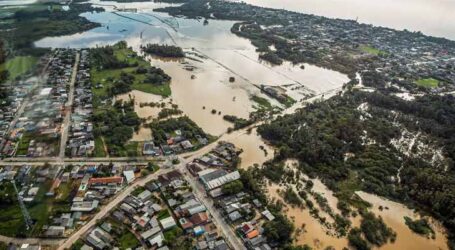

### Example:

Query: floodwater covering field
xmin=35 ymin=0 xmax=348 ymax=137
xmin=32 ymin=1 xmax=449 ymax=249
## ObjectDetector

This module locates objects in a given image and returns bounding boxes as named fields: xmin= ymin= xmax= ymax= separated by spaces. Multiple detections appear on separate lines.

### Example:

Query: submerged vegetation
xmin=404 ymin=216 xmax=435 ymax=237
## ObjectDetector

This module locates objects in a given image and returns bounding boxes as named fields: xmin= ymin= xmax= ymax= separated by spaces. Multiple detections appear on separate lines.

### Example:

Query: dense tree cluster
xmin=108 ymin=72 xmax=135 ymax=95
xmin=149 ymin=116 xmax=207 ymax=145
xmin=263 ymin=213 xmax=294 ymax=246
xmin=141 ymin=43 xmax=185 ymax=58
xmin=221 ymin=180 xmax=244 ymax=195
xmin=143 ymin=66 xmax=171 ymax=84
xmin=257 ymin=90 xmax=455 ymax=248
xmin=91 ymin=42 xmax=133 ymax=70
xmin=360 ymin=212 xmax=396 ymax=246
xmin=223 ymin=115 xmax=253 ymax=131
xmin=404 ymin=216 xmax=435 ymax=237
xmin=93 ymin=100 xmax=140 ymax=152
xmin=0 ymin=3 xmax=102 ymax=49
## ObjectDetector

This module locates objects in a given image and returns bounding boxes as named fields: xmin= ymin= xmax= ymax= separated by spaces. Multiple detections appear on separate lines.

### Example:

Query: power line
xmin=11 ymin=180 xmax=33 ymax=230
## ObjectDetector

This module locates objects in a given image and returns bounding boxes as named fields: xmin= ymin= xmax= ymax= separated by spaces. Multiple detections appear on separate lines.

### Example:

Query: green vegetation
xmin=282 ymin=188 xmax=302 ymax=207
xmin=149 ymin=116 xmax=209 ymax=145
xmin=0 ymin=55 xmax=37 ymax=80
xmin=92 ymin=99 xmax=141 ymax=156
xmin=16 ymin=132 xmax=33 ymax=156
xmin=348 ymin=228 xmax=370 ymax=250
xmin=263 ymin=213 xmax=294 ymax=247
xmin=163 ymin=226 xmax=182 ymax=241
xmin=221 ymin=180 xmax=244 ymax=195
xmin=0 ymin=3 xmax=103 ymax=49
xmin=158 ymin=106 xmax=183 ymax=119
xmin=90 ymin=41 xmax=171 ymax=101
xmin=70 ymin=240 xmax=85 ymax=250
xmin=259 ymin=51 xmax=283 ymax=65
xmin=360 ymin=212 xmax=396 ymax=246
xmin=119 ymin=231 xmax=140 ymax=249
xmin=157 ymin=209 xmax=171 ymax=220
xmin=223 ymin=115 xmax=253 ymax=131
xmin=404 ymin=216 xmax=435 ymax=237
xmin=0 ymin=178 xmax=71 ymax=237
xmin=132 ymin=186 xmax=146 ymax=197
xmin=256 ymin=89 xmax=455 ymax=247
xmin=415 ymin=78 xmax=439 ymax=88
xmin=141 ymin=43 xmax=185 ymax=58
xmin=252 ymin=95 xmax=272 ymax=109
xmin=359 ymin=45 xmax=383 ymax=56
xmin=94 ymin=136 xmax=107 ymax=157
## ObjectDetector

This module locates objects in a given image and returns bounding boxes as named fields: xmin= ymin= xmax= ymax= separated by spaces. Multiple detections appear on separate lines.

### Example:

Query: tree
xmin=221 ymin=180 xmax=244 ymax=195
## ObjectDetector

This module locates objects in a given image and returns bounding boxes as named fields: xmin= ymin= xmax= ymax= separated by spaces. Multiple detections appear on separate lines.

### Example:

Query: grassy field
xmin=359 ymin=45 xmax=383 ymax=56
xmin=415 ymin=78 xmax=439 ymax=88
xmin=119 ymin=231 xmax=140 ymax=249
xmin=91 ymin=45 xmax=171 ymax=101
xmin=94 ymin=136 xmax=107 ymax=157
xmin=0 ymin=56 xmax=37 ymax=80
xmin=16 ymin=133 xmax=32 ymax=156
xmin=0 ymin=180 xmax=60 ymax=237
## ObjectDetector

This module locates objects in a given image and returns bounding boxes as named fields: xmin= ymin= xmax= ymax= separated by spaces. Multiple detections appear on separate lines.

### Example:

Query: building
xmin=199 ymin=169 xmax=240 ymax=190
xmin=159 ymin=216 xmax=177 ymax=230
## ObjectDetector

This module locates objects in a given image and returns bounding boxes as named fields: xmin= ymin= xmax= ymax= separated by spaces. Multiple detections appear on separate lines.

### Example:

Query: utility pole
xmin=11 ymin=180 xmax=33 ymax=230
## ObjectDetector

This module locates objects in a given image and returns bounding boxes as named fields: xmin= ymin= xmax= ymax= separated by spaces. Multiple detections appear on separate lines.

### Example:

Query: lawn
xmin=157 ymin=209 xmax=171 ymax=220
xmin=359 ymin=45 xmax=383 ymax=56
xmin=415 ymin=78 xmax=439 ymax=88
xmin=0 ymin=180 xmax=52 ymax=237
xmin=119 ymin=231 xmax=140 ymax=249
xmin=16 ymin=133 xmax=33 ymax=156
xmin=91 ymin=67 xmax=171 ymax=99
xmin=94 ymin=136 xmax=107 ymax=157
xmin=0 ymin=56 xmax=37 ymax=80
xmin=107 ymin=141 xmax=140 ymax=157
xmin=91 ymin=44 xmax=171 ymax=99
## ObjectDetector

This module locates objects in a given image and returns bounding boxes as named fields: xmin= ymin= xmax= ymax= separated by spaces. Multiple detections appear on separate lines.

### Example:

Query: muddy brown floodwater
xmin=356 ymin=191 xmax=448 ymax=250
xmin=32 ymin=2 xmax=450 ymax=249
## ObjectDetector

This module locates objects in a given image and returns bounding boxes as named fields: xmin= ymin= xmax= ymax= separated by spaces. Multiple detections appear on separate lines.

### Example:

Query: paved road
xmin=0 ymin=235 xmax=63 ymax=246
xmin=0 ymin=85 xmax=346 ymax=248
xmin=180 ymin=164 xmax=246 ymax=250
xmin=59 ymin=52 xmax=80 ymax=159
xmin=58 ymin=167 xmax=175 ymax=250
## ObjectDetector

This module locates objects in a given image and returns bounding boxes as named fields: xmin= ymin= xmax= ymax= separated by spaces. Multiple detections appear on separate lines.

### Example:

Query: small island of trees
xmin=141 ymin=43 xmax=185 ymax=58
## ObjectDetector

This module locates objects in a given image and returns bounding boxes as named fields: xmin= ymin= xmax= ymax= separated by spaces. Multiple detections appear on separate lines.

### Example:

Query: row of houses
xmin=186 ymin=142 xmax=278 ymax=249
xmin=1 ymin=49 xmax=76 ymax=157
xmin=78 ymin=169 xmax=231 ymax=250
xmin=67 ymin=49 xmax=95 ymax=157
xmin=143 ymin=130 xmax=209 ymax=156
